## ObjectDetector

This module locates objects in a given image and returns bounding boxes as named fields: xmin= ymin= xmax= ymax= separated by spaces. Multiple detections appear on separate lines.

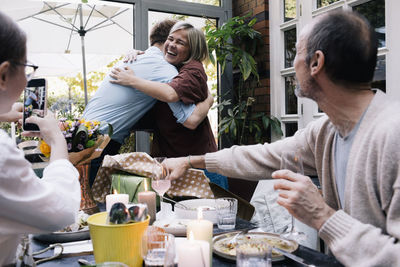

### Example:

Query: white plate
xmin=213 ymin=232 xmax=298 ymax=262
xmin=174 ymin=199 xmax=217 ymax=224
xmin=153 ymin=218 xmax=192 ymax=236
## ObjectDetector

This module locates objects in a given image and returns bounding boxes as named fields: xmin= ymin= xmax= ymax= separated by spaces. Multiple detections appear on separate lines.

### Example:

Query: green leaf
xmin=262 ymin=116 xmax=270 ymax=129
xmin=271 ymin=119 xmax=283 ymax=136
xmin=230 ymin=120 xmax=237 ymax=139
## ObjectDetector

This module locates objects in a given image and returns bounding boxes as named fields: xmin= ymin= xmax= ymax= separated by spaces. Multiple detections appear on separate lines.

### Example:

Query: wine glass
xmin=151 ymin=157 xmax=171 ymax=218
xmin=280 ymin=150 xmax=306 ymax=242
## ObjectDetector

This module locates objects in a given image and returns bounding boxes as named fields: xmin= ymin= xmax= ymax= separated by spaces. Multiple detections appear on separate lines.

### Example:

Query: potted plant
xmin=205 ymin=13 xmax=282 ymax=145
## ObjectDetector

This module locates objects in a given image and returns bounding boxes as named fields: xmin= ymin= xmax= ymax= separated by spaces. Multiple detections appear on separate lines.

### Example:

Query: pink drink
xmin=151 ymin=179 xmax=171 ymax=196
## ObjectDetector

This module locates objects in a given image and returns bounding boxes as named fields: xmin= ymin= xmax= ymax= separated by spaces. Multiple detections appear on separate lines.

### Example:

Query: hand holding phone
xmin=22 ymin=110 xmax=69 ymax=161
xmin=23 ymin=78 xmax=47 ymax=131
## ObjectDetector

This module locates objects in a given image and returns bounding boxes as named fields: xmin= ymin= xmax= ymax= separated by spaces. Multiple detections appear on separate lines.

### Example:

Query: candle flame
xmin=113 ymin=189 xmax=118 ymax=194
xmin=197 ymin=207 xmax=203 ymax=220
xmin=144 ymin=179 xmax=148 ymax=191
xmin=188 ymin=231 xmax=194 ymax=241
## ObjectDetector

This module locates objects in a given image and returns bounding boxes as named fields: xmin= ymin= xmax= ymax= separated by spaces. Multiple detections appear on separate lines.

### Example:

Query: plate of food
xmin=33 ymin=211 xmax=90 ymax=243
xmin=153 ymin=218 xmax=192 ymax=236
xmin=212 ymin=232 xmax=298 ymax=262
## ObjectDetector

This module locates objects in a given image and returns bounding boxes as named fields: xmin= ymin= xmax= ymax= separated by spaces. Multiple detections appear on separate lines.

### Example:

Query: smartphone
xmin=23 ymin=78 xmax=47 ymax=131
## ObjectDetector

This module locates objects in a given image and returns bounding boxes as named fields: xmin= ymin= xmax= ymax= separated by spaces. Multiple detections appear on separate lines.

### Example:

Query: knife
xmin=272 ymin=247 xmax=316 ymax=267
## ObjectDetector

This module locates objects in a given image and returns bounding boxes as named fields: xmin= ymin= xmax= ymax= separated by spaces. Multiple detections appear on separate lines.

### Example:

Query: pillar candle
xmin=105 ymin=193 xmax=129 ymax=213
xmin=186 ymin=208 xmax=213 ymax=266
xmin=138 ymin=190 xmax=156 ymax=224
xmin=177 ymin=234 xmax=210 ymax=267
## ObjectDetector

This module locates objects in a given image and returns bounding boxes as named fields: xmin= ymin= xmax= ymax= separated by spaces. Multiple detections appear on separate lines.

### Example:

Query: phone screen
xmin=23 ymin=78 xmax=47 ymax=131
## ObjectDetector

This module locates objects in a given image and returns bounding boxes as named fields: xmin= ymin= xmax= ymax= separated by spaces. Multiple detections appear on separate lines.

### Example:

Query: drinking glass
xmin=236 ymin=239 xmax=272 ymax=267
xmin=280 ymin=150 xmax=306 ymax=242
xmin=215 ymin=197 xmax=238 ymax=230
xmin=141 ymin=226 xmax=175 ymax=267
xmin=151 ymin=157 xmax=171 ymax=218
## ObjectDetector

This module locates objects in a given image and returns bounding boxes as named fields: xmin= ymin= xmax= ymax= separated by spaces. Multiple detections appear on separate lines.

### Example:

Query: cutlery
xmin=162 ymin=196 xmax=189 ymax=210
xmin=77 ymin=258 xmax=95 ymax=266
xmin=272 ymin=247 xmax=316 ymax=267
xmin=226 ymin=226 xmax=259 ymax=245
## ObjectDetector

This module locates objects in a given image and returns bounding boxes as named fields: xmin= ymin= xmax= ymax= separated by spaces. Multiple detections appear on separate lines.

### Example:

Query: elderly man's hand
xmin=163 ymin=157 xmax=190 ymax=181
xmin=272 ymin=170 xmax=335 ymax=230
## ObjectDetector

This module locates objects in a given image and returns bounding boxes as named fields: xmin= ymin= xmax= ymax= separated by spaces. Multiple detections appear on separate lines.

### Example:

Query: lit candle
xmin=177 ymin=231 xmax=210 ymax=267
xmin=138 ymin=180 xmax=156 ymax=224
xmin=105 ymin=190 xmax=129 ymax=213
xmin=186 ymin=207 xmax=213 ymax=266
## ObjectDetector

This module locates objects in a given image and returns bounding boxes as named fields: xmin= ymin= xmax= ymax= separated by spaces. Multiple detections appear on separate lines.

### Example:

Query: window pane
xmin=317 ymin=0 xmax=340 ymax=9
xmin=284 ymin=0 xmax=296 ymax=22
xmin=372 ymin=55 xmax=386 ymax=92
xmin=353 ymin=0 xmax=385 ymax=48
xmin=178 ymin=0 xmax=220 ymax=6
xmin=284 ymin=28 xmax=296 ymax=68
xmin=285 ymin=75 xmax=297 ymax=114
xmin=285 ymin=122 xmax=298 ymax=137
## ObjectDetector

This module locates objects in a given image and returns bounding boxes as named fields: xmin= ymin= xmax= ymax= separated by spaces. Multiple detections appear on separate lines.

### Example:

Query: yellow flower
xmin=39 ymin=140 xmax=51 ymax=158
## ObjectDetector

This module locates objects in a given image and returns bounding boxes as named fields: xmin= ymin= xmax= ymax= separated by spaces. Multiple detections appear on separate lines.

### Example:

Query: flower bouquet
xmin=39 ymin=118 xmax=112 ymax=214
xmin=39 ymin=118 xmax=112 ymax=166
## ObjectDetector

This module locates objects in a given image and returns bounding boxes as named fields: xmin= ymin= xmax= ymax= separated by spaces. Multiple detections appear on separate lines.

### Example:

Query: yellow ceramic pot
xmin=88 ymin=212 xmax=149 ymax=267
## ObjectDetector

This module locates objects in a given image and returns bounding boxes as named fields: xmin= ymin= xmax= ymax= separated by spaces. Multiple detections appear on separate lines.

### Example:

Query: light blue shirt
xmin=334 ymin=109 xmax=367 ymax=208
xmin=83 ymin=47 xmax=195 ymax=143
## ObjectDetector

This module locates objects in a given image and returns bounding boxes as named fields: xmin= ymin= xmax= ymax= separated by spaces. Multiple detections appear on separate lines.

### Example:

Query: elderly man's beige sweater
xmin=206 ymin=90 xmax=400 ymax=266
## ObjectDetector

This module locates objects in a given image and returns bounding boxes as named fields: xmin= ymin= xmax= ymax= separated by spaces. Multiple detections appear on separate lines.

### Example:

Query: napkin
xmin=92 ymin=152 xmax=214 ymax=202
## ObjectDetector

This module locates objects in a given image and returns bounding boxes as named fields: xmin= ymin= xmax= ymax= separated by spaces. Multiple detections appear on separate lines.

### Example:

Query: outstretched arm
xmin=109 ymin=66 xmax=179 ymax=102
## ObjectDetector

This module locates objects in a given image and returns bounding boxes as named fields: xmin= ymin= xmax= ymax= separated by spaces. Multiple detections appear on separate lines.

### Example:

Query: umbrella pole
xmin=79 ymin=4 xmax=88 ymax=105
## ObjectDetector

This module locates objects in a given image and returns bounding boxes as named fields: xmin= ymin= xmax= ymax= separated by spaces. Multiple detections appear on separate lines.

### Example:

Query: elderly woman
xmin=0 ymin=11 xmax=80 ymax=265
xmin=110 ymin=21 xmax=217 ymax=158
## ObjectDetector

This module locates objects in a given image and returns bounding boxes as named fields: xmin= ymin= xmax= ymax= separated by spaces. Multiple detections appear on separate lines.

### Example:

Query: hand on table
xmin=109 ymin=67 xmax=136 ymax=87
xmin=272 ymin=169 xmax=335 ymax=230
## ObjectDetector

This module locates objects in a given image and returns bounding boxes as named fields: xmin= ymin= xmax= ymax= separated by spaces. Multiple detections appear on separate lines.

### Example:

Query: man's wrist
xmin=315 ymin=205 xmax=336 ymax=230
xmin=187 ymin=155 xmax=194 ymax=168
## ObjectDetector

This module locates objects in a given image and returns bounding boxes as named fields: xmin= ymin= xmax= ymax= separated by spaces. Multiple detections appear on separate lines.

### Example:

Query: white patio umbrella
xmin=0 ymin=0 xmax=134 ymax=104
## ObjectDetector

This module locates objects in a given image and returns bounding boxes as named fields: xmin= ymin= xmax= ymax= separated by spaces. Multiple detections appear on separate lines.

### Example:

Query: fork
xmin=227 ymin=226 xmax=258 ymax=245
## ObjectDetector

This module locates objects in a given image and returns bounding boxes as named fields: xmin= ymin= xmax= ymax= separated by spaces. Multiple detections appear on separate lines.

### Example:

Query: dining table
xmin=31 ymin=216 xmax=344 ymax=267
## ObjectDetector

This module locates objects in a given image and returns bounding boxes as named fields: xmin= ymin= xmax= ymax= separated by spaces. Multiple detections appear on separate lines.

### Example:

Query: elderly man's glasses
xmin=13 ymin=62 xmax=39 ymax=81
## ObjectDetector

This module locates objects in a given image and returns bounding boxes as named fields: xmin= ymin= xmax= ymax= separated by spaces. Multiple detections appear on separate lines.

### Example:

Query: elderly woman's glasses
xmin=13 ymin=62 xmax=39 ymax=81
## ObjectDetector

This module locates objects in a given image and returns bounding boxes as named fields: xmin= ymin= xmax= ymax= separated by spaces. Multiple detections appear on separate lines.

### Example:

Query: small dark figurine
xmin=128 ymin=204 xmax=148 ymax=222
xmin=109 ymin=202 xmax=129 ymax=224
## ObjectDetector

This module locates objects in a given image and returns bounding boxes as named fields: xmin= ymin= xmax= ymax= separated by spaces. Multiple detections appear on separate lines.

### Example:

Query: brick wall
xmin=233 ymin=0 xmax=270 ymax=117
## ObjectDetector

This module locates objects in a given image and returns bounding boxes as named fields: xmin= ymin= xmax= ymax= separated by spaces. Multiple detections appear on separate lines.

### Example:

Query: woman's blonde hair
xmin=170 ymin=21 xmax=209 ymax=64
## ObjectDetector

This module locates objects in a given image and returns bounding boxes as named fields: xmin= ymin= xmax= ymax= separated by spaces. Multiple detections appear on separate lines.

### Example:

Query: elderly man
xmin=165 ymin=10 xmax=400 ymax=266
